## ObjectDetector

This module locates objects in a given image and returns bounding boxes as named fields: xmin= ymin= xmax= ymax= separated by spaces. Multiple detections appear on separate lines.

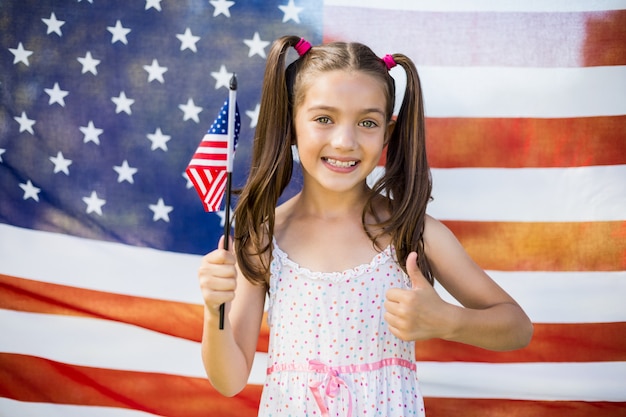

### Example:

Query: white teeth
xmin=325 ymin=158 xmax=357 ymax=168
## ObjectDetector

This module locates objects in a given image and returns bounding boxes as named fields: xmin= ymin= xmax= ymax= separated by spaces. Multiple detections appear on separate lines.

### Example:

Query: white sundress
xmin=258 ymin=239 xmax=426 ymax=417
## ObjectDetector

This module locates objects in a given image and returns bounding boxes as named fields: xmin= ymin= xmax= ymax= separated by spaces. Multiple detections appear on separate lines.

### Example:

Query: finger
xmin=385 ymin=287 xmax=404 ymax=303
xmin=406 ymin=251 xmax=430 ymax=289
xmin=204 ymin=275 xmax=237 ymax=292
xmin=203 ymin=246 xmax=236 ymax=265
xmin=199 ymin=263 xmax=236 ymax=279
xmin=383 ymin=299 xmax=398 ymax=315
xmin=198 ymin=274 xmax=237 ymax=308
xmin=217 ymin=234 xmax=234 ymax=251
xmin=383 ymin=310 xmax=413 ymax=342
xmin=200 ymin=285 xmax=235 ymax=310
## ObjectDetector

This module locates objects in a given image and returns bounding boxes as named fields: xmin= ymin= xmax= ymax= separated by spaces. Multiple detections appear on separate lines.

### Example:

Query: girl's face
xmin=294 ymin=70 xmax=391 ymax=196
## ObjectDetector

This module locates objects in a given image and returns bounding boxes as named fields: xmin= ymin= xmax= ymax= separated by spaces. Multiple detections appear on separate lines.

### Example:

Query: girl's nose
xmin=330 ymin=125 xmax=357 ymax=150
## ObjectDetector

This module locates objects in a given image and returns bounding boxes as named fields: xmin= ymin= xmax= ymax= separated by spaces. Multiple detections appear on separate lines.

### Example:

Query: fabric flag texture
xmin=186 ymin=99 xmax=241 ymax=212
xmin=1 ymin=1 xmax=625 ymax=417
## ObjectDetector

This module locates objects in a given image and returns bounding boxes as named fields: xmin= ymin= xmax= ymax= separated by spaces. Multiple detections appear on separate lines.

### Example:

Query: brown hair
xmin=234 ymin=35 xmax=433 ymax=286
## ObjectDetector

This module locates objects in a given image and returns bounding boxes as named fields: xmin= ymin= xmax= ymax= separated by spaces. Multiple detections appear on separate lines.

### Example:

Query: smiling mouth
xmin=323 ymin=157 xmax=358 ymax=168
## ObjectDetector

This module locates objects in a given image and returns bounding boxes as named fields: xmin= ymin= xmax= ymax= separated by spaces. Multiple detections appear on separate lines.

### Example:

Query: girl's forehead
xmin=299 ymin=70 xmax=388 ymax=103
xmin=305 ymin=69 xmax=381 ymax=85
xmin=296 ymin=71 xmax=389 ymax=118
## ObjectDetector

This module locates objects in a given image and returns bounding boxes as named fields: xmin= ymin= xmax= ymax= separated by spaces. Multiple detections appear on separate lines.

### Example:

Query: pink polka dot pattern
xmin=258 ymin=240 xmax=426 ymax=416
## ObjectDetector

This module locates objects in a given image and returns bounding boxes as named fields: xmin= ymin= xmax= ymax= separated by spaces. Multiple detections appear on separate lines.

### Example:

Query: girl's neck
xmin=295 ymin=184 xmax=370 ymax=221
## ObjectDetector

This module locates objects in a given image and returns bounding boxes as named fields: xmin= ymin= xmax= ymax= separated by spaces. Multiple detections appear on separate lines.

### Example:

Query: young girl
xmin=197 ymin=35 xmax=533 ymax=416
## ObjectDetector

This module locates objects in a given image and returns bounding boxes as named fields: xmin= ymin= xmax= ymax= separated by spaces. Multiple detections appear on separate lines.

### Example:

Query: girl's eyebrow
xmin=305 ymin=104 xmax=386 ymax=116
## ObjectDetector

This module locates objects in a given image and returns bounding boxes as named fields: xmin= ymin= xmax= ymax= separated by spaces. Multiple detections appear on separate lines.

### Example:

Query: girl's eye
xmin=360 ymin=120 xmax=378 ymax=128
xmin=315 ymin=116 xmax=332 ymax=124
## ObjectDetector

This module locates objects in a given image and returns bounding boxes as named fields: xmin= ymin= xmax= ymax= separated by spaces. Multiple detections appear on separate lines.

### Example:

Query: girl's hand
xmin=384 ymin=252 xmax=455 ymax=342
xmin=197 ymin=236 xmax=238 ymax=317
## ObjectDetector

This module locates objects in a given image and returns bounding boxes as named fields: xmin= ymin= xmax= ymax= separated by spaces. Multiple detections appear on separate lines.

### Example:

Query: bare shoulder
xmin=422 ymin=214 xmax=518 ymax=308
xmin=423 ymin=214 xmax=457 ymax=247
xmin=423 ymin=214 xmax=481 ymax=271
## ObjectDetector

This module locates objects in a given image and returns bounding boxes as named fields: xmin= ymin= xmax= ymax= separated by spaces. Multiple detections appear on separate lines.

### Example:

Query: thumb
xmin=217 ymin=235 xmax=234 ymax=251
xmin=406 ymin=252 xmax=430 ymax=289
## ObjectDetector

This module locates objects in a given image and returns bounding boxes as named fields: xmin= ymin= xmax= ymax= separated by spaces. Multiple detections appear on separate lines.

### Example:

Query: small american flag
xmin=186 ymin=98 xmax=241 ymax=212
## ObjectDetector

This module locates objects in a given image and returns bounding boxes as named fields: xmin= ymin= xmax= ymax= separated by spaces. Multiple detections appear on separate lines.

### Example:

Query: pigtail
xmin=372 ymin=54 xmax=434 ymax=285
xmin=234 ymin=35 xmax=302 ymax=285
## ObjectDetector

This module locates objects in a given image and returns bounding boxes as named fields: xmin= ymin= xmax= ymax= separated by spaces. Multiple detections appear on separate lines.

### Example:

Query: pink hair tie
xmin=381 ymin=54 xmax=397 ymax=70
xmin=294 ymin=38 xmax=312 ymax=56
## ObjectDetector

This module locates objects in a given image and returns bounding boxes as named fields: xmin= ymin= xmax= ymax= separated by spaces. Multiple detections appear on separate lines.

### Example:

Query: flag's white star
xmin=0 ymin=148 xmax=5 ymax=163
xmin=14 ymin=111 xmax=36 ymax=134
xmin=111 ymin=91 xmax=135 ymax=115
xmin=19 ymin=180 xmax=41 ymax=202
xmin=42 ymin=12 xmax=65 ymax=36
xmin=82 ymin=191 xmax=106 ymax=215
xmin=246 ymin=103 xmax=260 ymax=128
xmin=77 ymin=51 xmax=100 ymax=75
xmin=49 ymin=151 xmax=72 ymax=175
xmin=145 ymin=0 xmax=163 ymax=11
xmin=244 ymin=32 xmax=270 ymax=58
xmin=9 ymin=42 xmax=33 ymax=66
xmin=210 ymin=0 xmax=235 ymax=17
xmin=178 ymin=98 xmax=202 ymax=123
xmin=279 ymin=0 xmax=304 ymax=23
xmin=80 ymin=120 xmax=104 ymax=144
xmin=113 ymin=160 xmax=138 ymax=183
xmin=147 ymin=127 xmax=171 ymax=151
xmin=149 ymin=198 xmax=173 ymax=222
xmin=107 ymin=20 xmax=131 ymax=45
xmin=182 ymin=171 xmax=193 ymax=189
xmin=143 ymin=59 xmax=168 ymax=83
xmin=176 ymin=28 xmax=200 ymax=52
xmin=211 ymin=65 xmax=233 ymax=90
xmin=44 ymin=82 xmax=69 ymax=107
xmin=78 ymin=0 xmax=94 ymax=3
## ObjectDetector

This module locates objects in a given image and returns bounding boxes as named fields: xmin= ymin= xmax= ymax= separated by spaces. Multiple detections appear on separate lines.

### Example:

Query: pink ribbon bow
xmin=308 ymin=360 xmax=353 ymax=417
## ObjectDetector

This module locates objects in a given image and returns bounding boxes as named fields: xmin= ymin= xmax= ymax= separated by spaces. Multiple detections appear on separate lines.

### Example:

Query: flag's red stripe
xmin=0 ymin=353 xmax=262 ymax=417
xmin=0 ymin=273 xmax=204 ymax=343
xmin=204 ymin=171 xmax=228 ymax=211
xmin=424 ymin=397 xmax=626 ymax=417
xmin=187 ymin=167 xmax=228 ymax=211
xmin=3 ymin=274 xmax=625 ymax=363
xmin=198 ymin=140 xmax=228 ymax=148
xmin=445 ymin=221 xmax=626 ymax=271
xmin=1 ymin=353 xmax=624 ymax=417
xmin=414 ymin=322 xmax=626 ymax=363
xmin=425 ymin=116 xmax=626 ymax=168
xmin=186 ymin=168 xmax=207 ymax=195
xmin=191 ymin=153 xmax=228 ymax=161
xmin=324 ymin=9 xmax=626 ymax=67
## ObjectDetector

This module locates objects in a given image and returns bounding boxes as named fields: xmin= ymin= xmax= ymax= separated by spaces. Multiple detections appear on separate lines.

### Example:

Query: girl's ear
xmin=384 ymin=119 xmax=396 ymax=145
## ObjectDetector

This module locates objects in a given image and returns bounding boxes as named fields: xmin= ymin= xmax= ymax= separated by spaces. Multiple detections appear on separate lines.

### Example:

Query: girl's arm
xmin=198 ymin=237 xmax=266 ymax=396
xmin=385 ymin=216 xmax=533 ymax=351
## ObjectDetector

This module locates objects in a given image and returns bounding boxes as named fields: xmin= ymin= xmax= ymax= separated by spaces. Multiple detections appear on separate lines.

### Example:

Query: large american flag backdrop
xmin=1 ymin=1 xmax=625 ymax=416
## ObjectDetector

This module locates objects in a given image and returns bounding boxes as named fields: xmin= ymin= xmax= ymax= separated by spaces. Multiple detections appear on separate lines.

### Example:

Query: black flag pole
xmin=219 ymin=73 xmax=237 ymax=330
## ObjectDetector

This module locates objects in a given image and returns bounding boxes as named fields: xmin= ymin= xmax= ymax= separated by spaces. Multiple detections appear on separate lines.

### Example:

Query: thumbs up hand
xmin=384 ymin=252 xmax=455 ymax=342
